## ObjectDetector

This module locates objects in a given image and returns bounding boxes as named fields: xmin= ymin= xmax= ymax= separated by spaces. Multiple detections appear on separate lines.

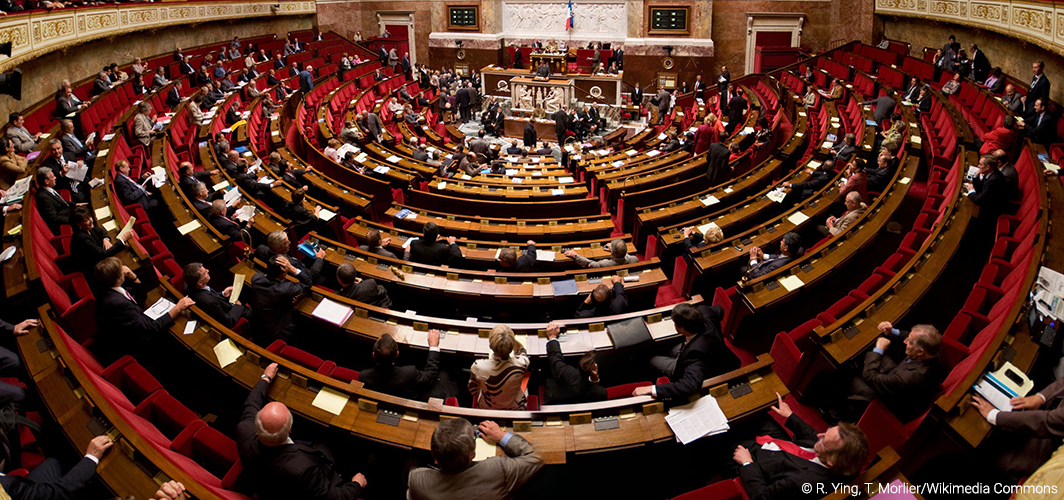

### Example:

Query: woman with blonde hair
xmin=468 ymin=325 xmax=530 ymax=410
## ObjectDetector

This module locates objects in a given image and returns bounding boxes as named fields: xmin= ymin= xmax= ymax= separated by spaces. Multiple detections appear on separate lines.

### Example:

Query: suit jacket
xmin=95 ymin=281 xmax=175 ymax=352
xmin=299 ymin=71 xmax=313 ymax=93
xmin=971 ymin=50 xmax=991 ymax=81
xmin=70 ymin=226 xmax=124 ymax=274
xmin=866 ymin=166 xmax=893 ymax=193
xmin=631 ymin=88 xmax=643 ymax=107
xmin=60 ymin=134 xmax=91 ymax=158
xmin=188 ymin=285 xmax=247 ymax=328
xmin=407 ymin=433 xmax=543 ymax=500
xmin=728 ymin=95 xmax=748 ymax=125
xmin=1025 ymin=111 xmax=1056 ymax=146
xmin=1026 ymin=74 xmax=1051 ymax=114
xmin=830 ymin=204 xmax=867 ymax=236
xmin=249 ymin=270 xmax=312 ymax=343
xmin=833 ymin=143 xmax=856 ymax=164
xmin=7 ymin=126 xmax=37 ymax=153
xmin=208 ymin=212 xmax=247 ymax=239
xmin=864 ymin=95 xmax=896 ymax=123
xmin=860 ymin=339 xmax=945 ymax=422
xmin=409 ymin=239 xmax=463 ymax=266
xmin=980 ymin=126 xmax=1018 ymax=155
xmin=740 ymin=414 xmax=842 ymax=500
xmin=152 ymin=74 xmax=168 ymax=89
xmin=236 ymin=380 xmax=363 ymax=500
xmin=513 ymin=242 xmax=535 ymax=272
xmin=359 ymin=351 xmax=439 ymax=400
xmin=166 ymin=87 xmax=182 ymax=108
xmin=133 ymin=113 xmax=153 ymax=147
xmin=543 ymin=339 xmax=607 ymax=404
xmin=656 ymin=90 xmax=671 ymax=113
xmin=364 ymin=113 xmax=383 ymax=140
xmin=901 ymin=85 xmax=921 ymax=103
xmin=358 ymin=245 xmax=397 ymax=259
xmin=575 ymin=281 xmax=627 ymax=318
xmin=35 ymin=188 xmax=73 ymax=234
xmin=535 ymin=64 xmax=551 ymax=78
xmin=55 ymin=96 xmax=81 ymax=118
xmin=90 ymin=78 xmax=110 ymax=96
xmin=655 ymin=304 xmax=740 ymax=400
xmin=747 ymin=253 xmax=798 ymax=279
xmin=995 ymin=376 xmax=1064 ymax=437
xmin=551 ymin=110 xmax=567 ymax=137
xmin=179 ymin=62 xmax=194 ymax=75
xmin=718 ymin=71 xmax=730 ymax=93
xmin=969 ymin=169 xmax=1010 ymax=217
xmin=1002 ymin=93 xmax=1023 ymax=113
xmin=114 ymin=174 xmax=155 ymax=211
xmin=254 ymin=245 xmax=324 ymax=282
xmin=0 ymin=457 xmax=98 ymax=500
xmin=523 ymin=123 xmax=537 ymax=148
xmin=791 ymin=170 xmax=832 ymax=198
xmin=706 ymin=142 xmax=731 ymax=185
xmin=338 ymin=278 xmax=392 ymax=309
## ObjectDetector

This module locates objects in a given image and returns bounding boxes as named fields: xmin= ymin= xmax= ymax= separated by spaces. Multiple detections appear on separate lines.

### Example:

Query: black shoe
xmin=817 ymin=406 xmax=841 ymax=425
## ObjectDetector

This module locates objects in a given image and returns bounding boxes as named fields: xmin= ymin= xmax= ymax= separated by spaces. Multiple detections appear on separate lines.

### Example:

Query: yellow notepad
xmin=213 ymin=339 xmax=242 ymax=368
xmin=177 ymin=220 xmax=201 ymax=235
xmin=473 ymin=436 xmax=498 ymax=461
xmin=311 ymin=387 xmax=348 ymax=416
xmin=779 ymin=275 xmax=805 ymax=292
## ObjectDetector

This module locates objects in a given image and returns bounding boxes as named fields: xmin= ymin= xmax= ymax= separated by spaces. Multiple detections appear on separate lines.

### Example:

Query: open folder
xmin=972 ymin=361 xmax=1034 ymax=411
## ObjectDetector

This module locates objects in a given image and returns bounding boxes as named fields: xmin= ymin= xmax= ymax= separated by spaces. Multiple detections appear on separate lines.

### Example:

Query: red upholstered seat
xmin=102 ymin=356 xmax=164 ymax=406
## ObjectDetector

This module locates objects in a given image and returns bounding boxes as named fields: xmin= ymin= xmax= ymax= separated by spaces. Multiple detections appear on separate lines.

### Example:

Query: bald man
xmin=236 ymin=363 xmax=368 ymax=500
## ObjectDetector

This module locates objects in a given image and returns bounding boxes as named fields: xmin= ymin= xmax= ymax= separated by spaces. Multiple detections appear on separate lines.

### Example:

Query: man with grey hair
xmin=563 ymin=238 xmax=637 ymax=268
xmin=236 ymin=363 xmax=368 ymax=500
xmin=407 ymin=417 xmax=542 ymax=499
xmin=254 ymin=229 xmax=325 ymax=282
xmin=822 ymin=191 xmax=866 ymax=236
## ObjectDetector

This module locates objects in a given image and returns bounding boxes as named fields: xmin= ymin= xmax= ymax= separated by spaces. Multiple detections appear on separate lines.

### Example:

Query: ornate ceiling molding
xmin=0 ymin=1 xmax=315 ymax=73
xmin=876 ymin=0 xmax=1064 ymax=57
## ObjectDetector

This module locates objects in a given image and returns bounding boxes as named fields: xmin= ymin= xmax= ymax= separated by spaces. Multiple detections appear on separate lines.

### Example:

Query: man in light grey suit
xmin=407 ymin=418 xmax=542 ymax=500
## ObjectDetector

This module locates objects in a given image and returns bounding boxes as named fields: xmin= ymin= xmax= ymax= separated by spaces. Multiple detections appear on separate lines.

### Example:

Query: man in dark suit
xmin=901 ymin=77 xmax=922 ymax=102
xmin=273 ymin=53 xmax=287 ymax=70
xmin=512 ymin=46 xmax=523 ymax=69
xmin=861 ymin=94 xmax=896 ymax=124
xmin=0 ymin=435 xmax=113 ymax=500
xmin=34 ymin=167 xmax=77 ymax=235
xmin=552 ymin=108 xmax=568 ymax=140
xmin=165 ymin=82 xmax=183 ymax=108
xmin=377 ymin=46 xmax=388 ymax=66
xmin=612 ymin=45 xmax=624 ymax=69
xmin=457 ymin=83 xmax=471 ymax=123
xmin=969 ymin=44 xmax=991 ymax=82
xmin=706 ymin=142 xmax=731 ymax=186
xmin=0 ymin=317 xmax=38 ymax=405
xmin=631 ymin=82 xmax=643 ymax=109
xmin=543 ymin=321 xmax=607 ymax=404
xmin=854 ymin=322 xmax=946 ymax=421
xmin=208 ymin=200 xmax=252 ymax=239
xmin=498 ymin=240 xmax=536 ymax=272
xmin=523 ymin=121 xmax=537 ymax=148
xmin=336 ymin=263 xmax=391 ymax=308
xmin=575 ymin=277 xmax=628 ymax=318
xmin=93 ymin=257 xmax=194 ymax=360
xmin=1024 ymin=61 xmax=1050 ymax=115
xmin=972 ymin=372 xmax=1064 ymax=476
xmin=1023 ymin=98 xmax=1056 ymax=146
xmin=113 ymin=159 xmax=160 ymax=212
xmin=298 ymin=66 xmax=314 ymax=94
xmin=183 ymin=262 xmax=249 ymax=329
xmin=236 ymin=363 xmax=368 ymax=500
xmin=178 ymin=56 xmax=195 ymax=76
xmin=865 ymin=153 xmax=897 ymax=193
xmin=726 ymin=89 xmax=748 ymax=135
xmin=733 ymin=395 xmax=869 ymax=500
xmin=69 ymin=205 xmax=130 ymax=275
xmin=408 ymin=222 xmax=463 ymax=265
xmin=535 ymin=62 xmax=551 ymax=79
xmin=966 ymin=154 xmax=1012 ymax=221
xmin=745 ymin=232 xmax=802 ymax=279
xmin=40 ymin=139 xmax=90 ymax=204
xmin=831 ymin=133 xmax=857 ymax=164
xmin=178 ymin=161 xmax=217 ymax=198
xmin=633 ymin=302 xmax=741 ymax=400
xmin=249 ymin=254 xmax=312 ymax=345
xmin=656 ymin=88 xmax=671 ymax=124
xmin=782 ymin=159 xmax=835 ymax=205
xmin=254 ymin=230 xmax=325 ymax=283
xmin=360 ymin=331 xmax=456 ymax=401
xmin=717 ymin=65 xmax=730 ymax=95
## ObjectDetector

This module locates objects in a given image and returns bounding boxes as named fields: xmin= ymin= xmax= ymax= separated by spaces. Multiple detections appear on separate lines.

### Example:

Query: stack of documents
xmin=664 ymin=395 xmax=729 ymax=445
xmin=1034 ymin=266 xmax=1064 ymax=320
xmin=312 ymin=298 xmax=354 ymax=326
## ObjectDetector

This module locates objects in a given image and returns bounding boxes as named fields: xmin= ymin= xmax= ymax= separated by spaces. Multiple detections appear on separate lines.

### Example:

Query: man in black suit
xmin=900 ymin=77 xmax=922 ymax=102
xmin=575 ymin=277 xmax=628 ymax=318
xmin=633 ymin=302 xmax=741 ymax=399
xmin=69 ymin=205 xmax=130 ymax=275
xmin=717 ymin=65 xmax=730 ymax=95
xmin=408 ymin=221 xmax=462 ymax=265
xmin=360 ymin=331 xmax=456 ymax=401
xmin=254 ymin=230 xmax=325 ymax=283
xmin=498 ymin=240 xmax=536 ymax=272
xmin=969 ymin=44 xmax=991 ymax=82
xmin=706 ymin=142 xmax=731 ymax=186
xmin=745 ymin=232 xmax=802 ymax=279
xmin=782 ymin=159 xmax=835 ymax=205
xmin=856 ymin=322 xmax=945 ymax=421
xmin=93 ymin=257 xmax=194 ymax=360
xmin=966 ymin=154 xmax=1012 ymax=221
xmin=0 ymin=317 xmax=38 ymax=406
xmin=733 ymin=395 xmax=869 ymax=500
xmin=273 ymin=53 xmax=287 ymax=70
xmin=1023 ymin=97 xmax=1056 ymax=146
xmin=523 ymin=121 xmax=537 ymax=148
xmin=612 ymin=45 xmax=624 ymax=69
xmin=34 ymin=167 xmax=77 ymax=234
xmin=166 ymin=81 xmax=183 ymax=108
xmin=552 ymin=108 xmax=568 ymax=140
xmin=535 ymin=62 xmax=551 ymax=79
xmin=656 ymin=88 xmax=671 ymax=125
xmin=113 ymin=159 xmax=160 ymax=212
xmin=178 ymin=56 xmax=194 ymax=75
xmin=544 ymin=321 xmax=607 ymax=404
xmin=249 ymin=254 xmax=313 ymax=345
xmin=861 ymin=94 xmax=896 ymax=124
xmin=1024 ymin=61 xmax=1050 ymax=115
xmin=208 ymin=200 xmax=252 ymax=239
xmin=865 ymin=152 xmax=897 ymax=193
xmin=693 ymin=74 xmax=707 ymax=102
xmin=178 ymin=161 xmax=218 ymax=199
xmin=40 ymin=139 xmax=90 ymax=204
xmin=183 ymin=262 xmax=249 ymax=329
xmin=631 ymin=82 xmax=643 ymax=109
xmin=0 ymin=435 xmax=113 ymax=500
xmin=336 ymin=263 xmax=391 ymax=308
xmin=236 ymin=363 xmax=367 ymax=500
xmin=831 ymin=133 xmax=857 ymax=164
xmin=726 ymin=89 xmax=748 ymax=135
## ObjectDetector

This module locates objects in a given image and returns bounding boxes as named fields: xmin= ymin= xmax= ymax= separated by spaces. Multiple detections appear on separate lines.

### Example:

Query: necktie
xmin=756 ymin=436 xmax=818 ymax=460
xmin=120 ymin=288 xmax=136 ymax=303
xmin=1032 ymin=75 xmax=1039 ymax=87
xmin=1038 ymin=114 xmax=1044 ymax=127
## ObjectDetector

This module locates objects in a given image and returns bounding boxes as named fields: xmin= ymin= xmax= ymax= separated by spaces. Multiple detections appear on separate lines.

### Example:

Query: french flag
xmin=566 ymin=0 xmax=574 ymax=30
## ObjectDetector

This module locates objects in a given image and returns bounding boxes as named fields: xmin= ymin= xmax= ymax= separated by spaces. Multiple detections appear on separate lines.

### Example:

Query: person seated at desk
xmin=781 ymin=159 xmax=835 ymax=206
xmin=680 ymin=224 xmax=725 ymax=252
xmin=208 ymin=200 xmax=253 ymax=239
xmin=360 ymin=331 xmax=459 ymax=401
xmin=178 ymin=161 xmax=218 ymax=199
xmin=632 ymin=303 xmax=740 ymax=399
xmin=468 ymin=325 xmax=530 ymax=410
xmin=335 ymin=263 xmax=391 ymax=308
xmin=731 ymin=395 xmax=869 ymax=500
xmin=113 ymin=158 xmax=161 ymax=213
xmin=542 ymin=321 xmax=607 ymax=404
xmin=285 ymin=187 xmax=336 ymax=240
xmin=41 ymin=138 xmax=90 ymax=204
xmin=820 ymin=191 xmax=867 ymax=237
xmin=831 ymin=133 xmax=857 ymax=164
xmin=255 ymin=230 xmax=325 ymax=283
xmin=972 ymin=372 xmax=1064 ymax=477
xmin=359 ymin=228 xmax=397 ymax=259
xmin=564 ymin=238 xmax=637 ymax=268
xmin=407 ymin=221 xmax=463 ymax=266
xmin=93 ymin=257 xmax=194 ymax=361
xmin=498 ymin=240 xmax=536 ymax=272
xmin=965 ymin=153 xmax=1013 ymax=222
xmin=744 ymin=232 xmax=803 ymax=280
xmin=249 ymin=254 xmax=313 ymax=345
xmin=183 ymin=262 xmax=250 ymax=329
xmin=839 ymin=160 xmax=868 ymax=202
xmin=575 ymin=276 xmax=627 ymax=318
xmin=534 ymin=142 xmax=553 ymax=156
xmin=0 ymin=435 xmax=114 ymax=500
xmin=506 ymin=140 xmax=525 ymax=156
xmin=407 ymin=418 xmax=542 ymax=500
xmin=535 ymin=62 xmax=551 ymax=79
xmin=34 ymin=167 xmax=80 ymax=235
xmin=1020 ymin=98 xmax=1056 ymax=147
xmin=865 ymin=152 xmax=897 ymax=193
xmin=69 ymin=205 xmax=131 ymax=275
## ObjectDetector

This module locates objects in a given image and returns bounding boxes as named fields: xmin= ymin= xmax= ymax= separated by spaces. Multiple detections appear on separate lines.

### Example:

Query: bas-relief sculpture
xmin=511 ymin=81 xmax=572 ymax=112
xmin=503 ymin=1 xmax=627 ymax=37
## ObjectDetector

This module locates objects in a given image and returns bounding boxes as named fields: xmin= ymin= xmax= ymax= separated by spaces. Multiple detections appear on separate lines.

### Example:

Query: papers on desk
xmin=235 ymin=205 xmax=255 ymax=222
xmin=312 ymin=387 xmax=349 ymax=416
xmin=551 ymin=189 xmax=564 ymax=196
xmin=102 ymin=133 xmax=115 ymax=142
xmin=558 ymin=176 xmax=574 ymax=184
xmin=395 ymin=208 xmax=416 ymax=220
xmin=766 ymin=187 xmax=787 ymax=204
xmin=1034 ymin=266 xmax=1064 ymax=320
xmin=646 ymin=149 xmax=661 ymax=157
xmin=741 ymin=126 xmax=755 ymax=135
xmin=910 ymin=136 xmax=921 ymax=145
xmin=385 ymin=155 xmax=401 ymax=163
xmin=148 ymin=167 xmax=167 ymax=188
xmin=1 ymin=177 xmax=30 ymax=204
xmin=511 ymin=177 xmax=523 ymax=184
xmin=697 ymin=221 xmax=720 ymax=237
xmin=473 ymin=436 xmax=498 ymax=461
xmin=787 ymin=211 xmax=810 ymax=225
xmin=213 ymin=338 xmax=242 ymax=368
xmin=700 ymin=195 xmax=720 ymax=206
xmin=505 ymin=169 xmax=519 ymax=176
xmin=224 ymin=187 xmax=243 ymax=207
xmin=354 ymin=152 xmax=368 ymax=163
xmin=0 ymin=246 xmax=16 ymax=263
xmin=821 ymin=141 xmax=833 ymax=149
xmin=535 ymin=250 xmax=556 ymax=262
xmin=657 ymin=133 xmax=667 ymax=140
xmin=898 ymin=177 xmax=911 ymax=185
xmin=117 ymin=216 xmax=136 ymax=242
xmin=664 ymin=395 xmax=729 ymax=445
xmin=552 ymin=279 xmax=578 ymax=296
xmin=102 ymin=220 xmax=118 ymax=232
xmin=257 ymin=177 xmax=273 ymax=184
xmin=318 ymin=208 xmax=337 ymax=222
xmin=144 ymin=297 xmax=175 ymax=320
xmin=183 ymin=320 xmax=197 ymax=335
xmin=826 ymin=133 xmax=838 ymax=142
xmin=89 ymin=178 xmax=105 ymax=189
xmin=312 ymin=298 xmax=354 ymax=326
xmin=94 ymin=206 xmax=111 ymax=220
xmin=460 ymin=174 xmax=472 ymax=181
xmin=230 ymin=274 xmax=245 ymax=304
xmin=973 ymin=362 xmax=1033 ymax=411
xmin=213 ymin=180 xmax=230 ymax=191
xmin=373 ymin=166 xmax=391 ymax=175
xmin=177 ymin=220 xmax=201 ymax=235
xmin=626 ymin=149 xmax=638 ymax=156
xmin=437 ymin=181 xmax=447 ymax=190
xmin=611 ymin=160 xmax=625 ymax=168
xmin=779 ymin=275 xmax=805 ymax=292
xmin=1044 ymin=161 xmax=1060 ymax=173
